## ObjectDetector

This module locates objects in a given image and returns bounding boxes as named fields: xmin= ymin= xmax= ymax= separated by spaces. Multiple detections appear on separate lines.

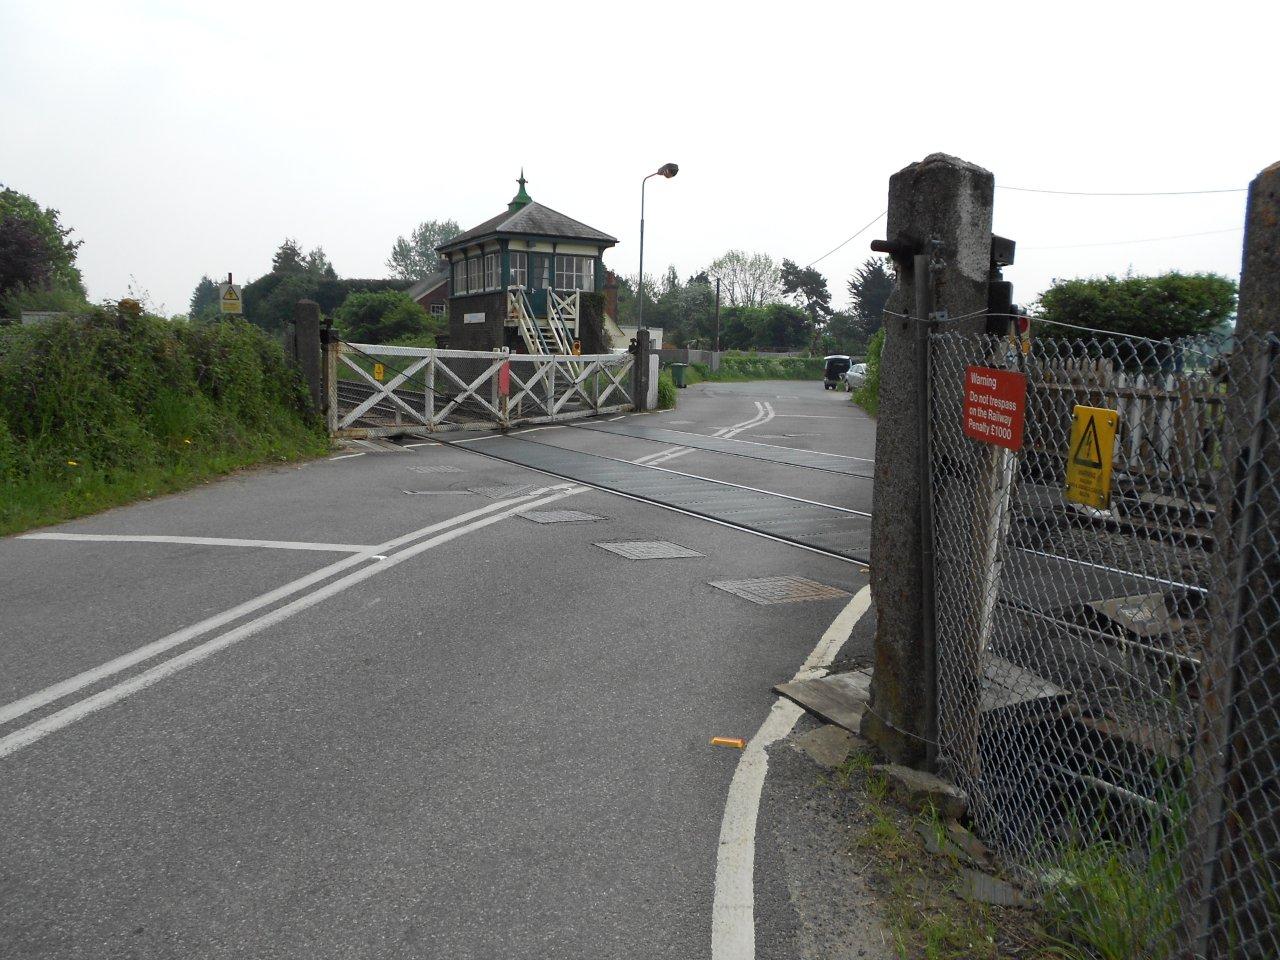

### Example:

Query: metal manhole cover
xmin=519 ymin=510 xmax=603 ymax=524
xmin=594 ymin=540 xmax=703 ymax=560
xmin=408 ymin=465 xmax=463 ymax=474
xmin=709 ymin=576 xmax=850 ymax=605
xmin=469 ymin=484 xmax=535 ymax=499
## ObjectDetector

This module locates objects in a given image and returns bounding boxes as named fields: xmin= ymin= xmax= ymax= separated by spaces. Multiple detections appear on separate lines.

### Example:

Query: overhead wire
xmin=997 ymin=185 xmax=1246 ymax=197
xmin=806 ymin=210 xmax=886 ymax=268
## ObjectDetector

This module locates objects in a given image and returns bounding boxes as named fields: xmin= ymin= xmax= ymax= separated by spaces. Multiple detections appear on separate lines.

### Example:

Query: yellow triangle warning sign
xmin=1072 ymin=415 xmax=1103 ymax=469
xmin=1065 ymin=405 xmax=1117 ymax=508
xmin=218 ymin=282 xmax=243 ymax=314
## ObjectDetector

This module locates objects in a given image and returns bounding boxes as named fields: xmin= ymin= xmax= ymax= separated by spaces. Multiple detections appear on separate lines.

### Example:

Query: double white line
xmin=0 ymin=484 xmax=582 ymax=759
xmin=637 ymin=402 xmax=775 ymax=468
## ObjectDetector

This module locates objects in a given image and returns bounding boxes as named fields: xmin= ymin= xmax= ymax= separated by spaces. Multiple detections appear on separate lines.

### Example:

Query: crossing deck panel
xmin=462 ymin=436 xmax=871 ymax=563
xmin=570 ymin=421 xmax=873 ymax=478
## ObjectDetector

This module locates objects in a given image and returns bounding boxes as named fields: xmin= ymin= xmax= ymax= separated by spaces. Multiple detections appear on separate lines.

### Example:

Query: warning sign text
xmin=962 ymin=366 xmax=1027 ymax=451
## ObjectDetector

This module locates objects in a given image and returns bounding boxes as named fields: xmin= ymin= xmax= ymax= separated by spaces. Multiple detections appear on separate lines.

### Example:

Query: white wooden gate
xmin=326 ymin=341 xmax=635 ymax=438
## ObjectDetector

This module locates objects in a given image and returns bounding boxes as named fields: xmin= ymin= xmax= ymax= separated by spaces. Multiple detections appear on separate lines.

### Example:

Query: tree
xmin=714 ymin=304 xmax=812 ymax=352
xmin=706 ymin=250 xmax=780 ymax=308
xmin=780 ymin=259 xmax=832 ymax=325
xmin=0 ymin=186 xmax=85 ymax=304
xmin=334 ymin=290 xmax=440 ymax=343
xmin=1034 ymin=272 xmax=1237 ymax=342
xmin=758 ymin=302 xmax=812 ymax=352
xmin=846 ymin=257 xmax=894 ymax=338
xmin=189 ymin=275 xmax=220 ymax=321
xmin=271 ymin=238 xmax=307 ymax=274
xmin=304 ymin=247 xmax=337 ymax=280
xmin=386 ymin=219 xmax=462 ymax=280
xmin=268 ymin=238 xmax=337 ymax=281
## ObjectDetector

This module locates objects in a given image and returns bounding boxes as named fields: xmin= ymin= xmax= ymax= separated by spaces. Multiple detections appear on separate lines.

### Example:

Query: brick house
xmin=404 ymin=269 xmax=450 ymax=318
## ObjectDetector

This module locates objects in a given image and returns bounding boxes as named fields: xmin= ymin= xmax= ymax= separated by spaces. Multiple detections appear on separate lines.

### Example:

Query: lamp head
xmin=657 ymin=163 xmax=679 ymax=178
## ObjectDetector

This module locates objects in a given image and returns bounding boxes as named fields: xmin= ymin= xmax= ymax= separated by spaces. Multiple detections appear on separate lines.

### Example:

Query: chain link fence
xmin=928 ymin=327 xmax=1278 ymax=958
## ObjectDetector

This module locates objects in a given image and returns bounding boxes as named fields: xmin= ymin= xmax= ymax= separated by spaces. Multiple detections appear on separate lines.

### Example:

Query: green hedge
xmin=851 ymin=329 xmax=883 ymax=415
xmin=671 ymin=354 xmax=825 ymax=383
xmin=656 ymin=369 xmax=677 ymax=409
xmin=0 ymin=307 xmax=327 ymax=534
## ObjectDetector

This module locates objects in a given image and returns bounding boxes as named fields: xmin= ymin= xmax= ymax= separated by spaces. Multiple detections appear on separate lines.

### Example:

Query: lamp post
xmin=637 ymin=162 xmax=679 ymax=331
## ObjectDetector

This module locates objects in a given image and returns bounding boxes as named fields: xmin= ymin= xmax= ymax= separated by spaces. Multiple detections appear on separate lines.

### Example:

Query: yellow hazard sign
xmin=1065 ymin=405 xmax=1118 ymax=508
xmin=372 ymin=362 xmax=385 ymax=382
xmin=218 ymin=282 xmax=243 ymax=315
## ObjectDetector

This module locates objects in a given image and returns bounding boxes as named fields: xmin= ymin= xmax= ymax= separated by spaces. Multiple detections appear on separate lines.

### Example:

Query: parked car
xmin=823 ymin=355 xmax=851 ymax=390
xmin=843 ymin=362 xmax=867 ymax=391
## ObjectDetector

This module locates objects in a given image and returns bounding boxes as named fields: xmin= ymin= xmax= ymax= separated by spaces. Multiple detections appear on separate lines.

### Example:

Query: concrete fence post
xmin=291 ymin=299 xmax=323 ymax=413
xmin=1182 ymin=159 xmax=1280 ymax=956
xmin=861 ymin=153 xmax=995 ymax=767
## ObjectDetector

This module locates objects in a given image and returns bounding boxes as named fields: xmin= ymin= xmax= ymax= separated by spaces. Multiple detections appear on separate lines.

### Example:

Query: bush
xmin=656 ymin=369 xmax=677 ymax=409
xmin=704 ymin=354 xmax=825 ymax=381
xmin=334 ymin=290 xmax=441 ymax=344
xmin=0 ymin=306 xmax=326 ymax=534
xmin=1034 ymin=272 xmax=1237 ymax=342
xmin=852 ymin=328 xmax=883 ymax=415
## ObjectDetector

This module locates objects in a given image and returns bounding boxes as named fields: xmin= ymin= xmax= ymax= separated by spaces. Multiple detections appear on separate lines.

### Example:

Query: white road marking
xmin=632 ymin=448 xmax=685 ymax=465
xmin=607 ymin=416 xmax=626 ymax=421
xmin=720 ymin=402 xmax=775 ymax=440
xmin=403 ymin=442 xmax=433 ymax=449
xmin=0 ymin=489 xmax=570 ymax=731
xmin=516 ymin=441 xmax=869 ymax=517
xmin=511 ymin=425 xmax=565 ymax=434
xmin=615 ymin=425 xmax=871 ymax=463
xmin=711 ymin=585 xmax=873 ymax=960
xmin=0 ymin=486 xmax=584 ymax=760
xmin=450 ymin=434 xmax=502 ymax=443
xmin=328 ymin=452 xmax=366 ymax=460
xmin=19 ymin=533 xmax=377 ymax=553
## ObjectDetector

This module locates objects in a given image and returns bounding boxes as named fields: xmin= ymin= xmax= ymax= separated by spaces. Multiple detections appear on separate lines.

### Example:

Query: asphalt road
xmin=0 ymin=379 xmax=878 ymax=959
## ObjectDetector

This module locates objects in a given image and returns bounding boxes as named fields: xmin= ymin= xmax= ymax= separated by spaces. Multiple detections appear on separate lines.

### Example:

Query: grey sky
xmin=1 ymin=1 xmax=1271 ymax=317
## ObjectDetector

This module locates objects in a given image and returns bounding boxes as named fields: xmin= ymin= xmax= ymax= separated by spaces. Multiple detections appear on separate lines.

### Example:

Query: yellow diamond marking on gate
xmin=1065 ymin=405 xmax=1118 ymax=509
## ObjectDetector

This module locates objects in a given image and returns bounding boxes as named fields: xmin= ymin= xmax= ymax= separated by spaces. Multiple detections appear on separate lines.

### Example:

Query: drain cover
xmin=519 ymin=510 xmax=603 ymax=524
xmin=469 ymin=484 xmax=534 ymax=499
xmin=594 ymin=540 xmax=703 ymax=560
xmin=709 ymin=576 xmax=850 ymax=604
xmin=408 ymin=465 xmax=463 ymax=474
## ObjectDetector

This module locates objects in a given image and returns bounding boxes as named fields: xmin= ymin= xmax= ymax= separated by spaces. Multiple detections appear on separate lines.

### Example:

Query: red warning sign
xmin=497 ymin=359 xmax=511 ymax=398
xmin=962 ymin=365 xmax=1027 ymax=451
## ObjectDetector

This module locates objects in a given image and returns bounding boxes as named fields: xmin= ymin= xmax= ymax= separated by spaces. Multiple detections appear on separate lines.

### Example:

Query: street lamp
xmin=637 ymin=162 xmax=679 ymax=331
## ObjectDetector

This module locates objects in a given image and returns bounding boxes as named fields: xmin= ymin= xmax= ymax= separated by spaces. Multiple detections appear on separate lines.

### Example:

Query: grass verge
xmin=0 ymin=307 xmax=328 ymax=536
xmin=818 ymin=742 xmax=1054 ymax=959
